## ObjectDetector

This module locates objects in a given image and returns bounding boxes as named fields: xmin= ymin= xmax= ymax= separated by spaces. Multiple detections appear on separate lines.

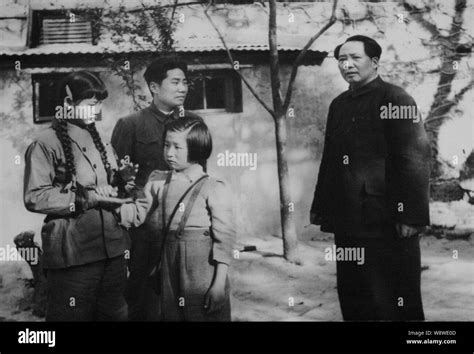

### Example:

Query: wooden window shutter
xmin=40 ymin=17 xmax=92 ymax=45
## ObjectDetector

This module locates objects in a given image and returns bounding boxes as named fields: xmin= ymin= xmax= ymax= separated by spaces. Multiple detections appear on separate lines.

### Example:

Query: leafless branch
xmin=269 ymin=0 xmax=283 ymax=113
xmin=203 ymin=2 xmax=275 ymax=116
xmin=424 ymin=78 xmax=473 ymax=124
xmin=123 ymin=1 xmax=203 ymax=12
xmin=170 ymin=0 xmax=180 ymax=20
xmin=282 ymin=0 xmax=338 ymax=112
xmin=425 ymin=113 xmax=454 ymax=125
xmin=403 ymin=3 xmax=440 ymax=37
xmin=453 ymin=78 xmax=474 ymax=104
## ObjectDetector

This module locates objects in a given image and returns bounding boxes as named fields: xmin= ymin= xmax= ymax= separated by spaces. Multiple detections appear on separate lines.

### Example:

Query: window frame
xmin=186 ymin=67 xmax=243 ymax=113
xmin=31 ymin=70 xmax=104 ymax=124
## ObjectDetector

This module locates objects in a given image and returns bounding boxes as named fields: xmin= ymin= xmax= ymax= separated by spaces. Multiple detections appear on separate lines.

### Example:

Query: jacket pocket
xmin=361 ymin=182 xmax=388 ymax=226
xmin=363 ymin=164 xmax=386 ymax=195
xmin=41 ymin=218 xmax=69 ymax=268
xmin=364 ymin=180 xmax=385 ymax=196
xmin=136 ymin=135 xmax=161 ymax=168
xmin=102 ymin=210 xmax=125 ymax=240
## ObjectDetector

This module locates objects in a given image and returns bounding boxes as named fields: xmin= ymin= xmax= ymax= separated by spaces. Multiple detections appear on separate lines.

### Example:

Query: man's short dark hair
xmin=164 ymin=115 xmax=212 ymax=163
xmin=334 ymin=35 xmax=382 ymax=60
xmin=143 ymin=57 xmax=188 ymax=86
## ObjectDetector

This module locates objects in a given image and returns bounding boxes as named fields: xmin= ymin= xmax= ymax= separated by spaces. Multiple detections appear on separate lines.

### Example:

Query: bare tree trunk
xmin=268 ymin=0 xmax=299 ymax=262
xmin=205 ymin=0 xmax=338 ymax=262
xmin=406 ymin=0 xmax=469 ymax=178
xmin=274 ymin=114 xmax=299 ymax=262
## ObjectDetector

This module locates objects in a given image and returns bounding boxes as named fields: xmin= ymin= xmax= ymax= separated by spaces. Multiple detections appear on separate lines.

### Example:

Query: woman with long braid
xmin=24 ymin=71 xmax=137 ymax=321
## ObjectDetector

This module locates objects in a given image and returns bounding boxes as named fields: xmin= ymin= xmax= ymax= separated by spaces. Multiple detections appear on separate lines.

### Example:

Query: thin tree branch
xmin=282 ymin=0 xmax=338 ymax=112
xmin=403 ymin=2 xmax=440 ymax=38
xmin=424 ymin=112 xmax=454 ymax=125
xmin=203 ymin=2 xmax=274 ymax=116
xmin=122 ymin=1 xmax=203 ymax=12
xmin=424 ymin=78 xmax=473 ymax=124
xmin=453 ymin=77 xmax=474 ymax=103
xmin=170 ymin=0 xmax=180 ymax=20
xmin=269 ymin=0 xmax=283 ymax=114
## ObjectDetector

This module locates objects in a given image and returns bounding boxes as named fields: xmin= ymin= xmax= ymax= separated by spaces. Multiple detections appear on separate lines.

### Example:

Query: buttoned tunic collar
xmin=348 ymin=75 xmax=383 ymax=98
xmin=149 ymin=102 xmax=176 ymax=123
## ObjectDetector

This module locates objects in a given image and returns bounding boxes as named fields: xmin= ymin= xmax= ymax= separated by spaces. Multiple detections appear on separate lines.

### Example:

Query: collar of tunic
xmin=348 ymin=75 xmax=383 ymax=98
xmin=148 ymin=102 xmax=179 ymax=123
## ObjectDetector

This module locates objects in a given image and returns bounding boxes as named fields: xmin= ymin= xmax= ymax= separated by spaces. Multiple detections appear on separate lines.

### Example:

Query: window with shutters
xmin=185 ymin=70 xmax=242 ymax=113
xmin=30 ymin=10 xmax=95 ymax=47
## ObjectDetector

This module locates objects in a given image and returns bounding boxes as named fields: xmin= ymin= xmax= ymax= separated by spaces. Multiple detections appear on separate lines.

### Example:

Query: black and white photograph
xmin=0 ymin=0 xmax=473 ymax=351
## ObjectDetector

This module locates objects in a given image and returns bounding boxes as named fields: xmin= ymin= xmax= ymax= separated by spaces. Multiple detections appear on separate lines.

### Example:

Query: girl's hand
xmin=204 ymin=283 xmax=226 ymax=314
xmin=91 ymin=192 xmax=132 ymax=207
xmin=95 ymin=185 xmax=118 ymax=197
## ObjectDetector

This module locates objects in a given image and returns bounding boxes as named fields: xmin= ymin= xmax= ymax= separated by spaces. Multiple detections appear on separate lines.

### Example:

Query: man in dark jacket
xmin=111 ymin=57 xmax=201 ymax=320
xmin=310 ymin=35 xmax=431 ymax=320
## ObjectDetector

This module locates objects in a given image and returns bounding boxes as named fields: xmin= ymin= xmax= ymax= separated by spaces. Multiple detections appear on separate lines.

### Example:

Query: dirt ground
xmin=231 ymin=228 xmax=474 ymax=321
xmin=1 ymin=226 xmax=473 ymax=322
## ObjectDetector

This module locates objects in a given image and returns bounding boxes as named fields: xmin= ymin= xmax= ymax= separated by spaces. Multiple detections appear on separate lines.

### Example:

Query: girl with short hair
xmin=120 ymin=115 xmax=236 ymax=321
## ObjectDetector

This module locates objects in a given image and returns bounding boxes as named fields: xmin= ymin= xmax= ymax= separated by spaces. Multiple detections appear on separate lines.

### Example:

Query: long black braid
xmin=53 ymin=120 xmax=111 ymax=183
xmin=85 ymin=122 xmax=112 ymax=179
xmin=52 ymin=119 xmax=76 ymax=183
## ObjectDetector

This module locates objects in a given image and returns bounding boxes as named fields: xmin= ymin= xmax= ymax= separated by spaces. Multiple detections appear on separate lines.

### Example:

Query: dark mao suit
xmin=311 ymin=76 xmax=431 ymax=320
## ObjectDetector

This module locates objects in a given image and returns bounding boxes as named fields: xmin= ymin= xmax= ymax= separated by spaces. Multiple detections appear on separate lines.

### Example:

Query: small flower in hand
xmin=118 ymin=159 xmax=139 ymax=183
